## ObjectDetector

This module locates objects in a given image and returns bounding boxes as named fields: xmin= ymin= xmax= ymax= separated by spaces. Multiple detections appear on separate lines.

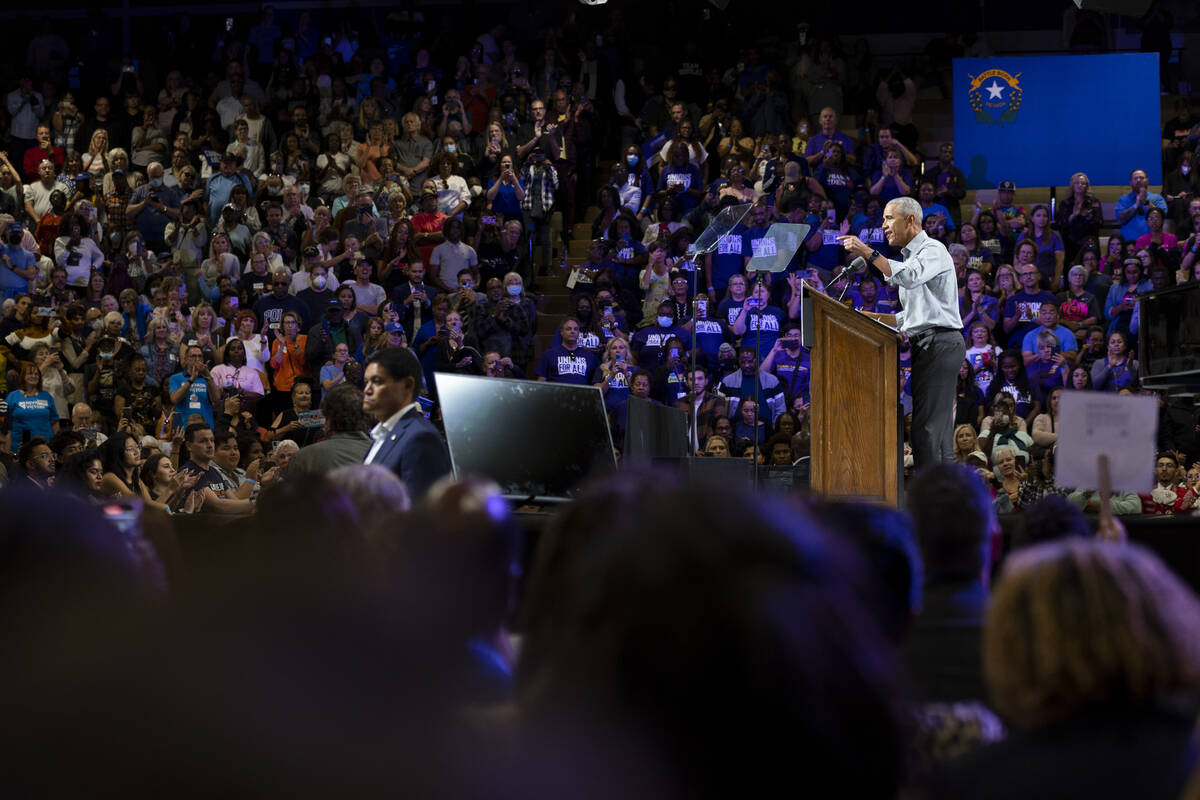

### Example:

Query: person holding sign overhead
xmin=839 ymin=196 xmax=964 ymax=471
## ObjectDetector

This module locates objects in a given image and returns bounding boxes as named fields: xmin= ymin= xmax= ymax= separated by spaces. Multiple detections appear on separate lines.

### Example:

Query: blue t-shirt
xmin=1020 ymin=325 xmax=1078 ymax=355
xmin=596 ymin=362 xmax=631 ymax=412
xmin=1014 ymin=230 xmax=1065 ymax=282
xmin=6 ymin=390 xmax=57 ymax=452
xmin=1003 ymin=290 xmax=1059 ymax=344
xmin=550 ymin=328 xmax=603 ymax=354
xmin=771 ymin=349 xmax=811 ymax=403
xmin=718 ymin=296 xmax=747 ymax=329
xmin=919 ymin=201 xmax=957 ymax=231
xmin=1026 ymin=360 xmax=1066 ymax=402
xmin=693 ymin=318 xmax=727 ymax=372
xmin=813 ymin=165 xmax=859 ymax=216
xmin=535 ymin=345 xmax=599 ymax=385
xmin=991 ymin=379 xmax=1035 ymax=419
xmin=630 ymin=324 xmax=689 ymax=372
xmin=485 ymin=177 xmax=524 ymax=218
xmin=741 ymin=225 xmax=772 ymax=268
xmin=869 ymin=170 xmax=913 ymax=203
xmin=0 ymin=244 xmax=35 ymax=295
xmin=806 ymin=223 xmax=841 ymax=272
xmin=740 ymin=306 xmax=784 ymax=361
xmin=657 ymin=163 xmax=704 ymax=214
xmin=169 ymin=370 xmax=215 ymax=428
xmin=709 ymin=225 xmax=747 ymax=292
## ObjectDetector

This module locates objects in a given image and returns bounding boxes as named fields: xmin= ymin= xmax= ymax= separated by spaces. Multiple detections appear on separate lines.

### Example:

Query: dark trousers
xmin=909 ymin=328 xmax=965 ymax=471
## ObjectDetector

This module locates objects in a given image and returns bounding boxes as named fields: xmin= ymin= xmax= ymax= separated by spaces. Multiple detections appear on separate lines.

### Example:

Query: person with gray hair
xmin=287 ymin=384 xmax=373 ymax=477
xmin=839 ymin=196 xmax=964 ymax=472
xmin=327 ymin=463 xmax=411 ymax=530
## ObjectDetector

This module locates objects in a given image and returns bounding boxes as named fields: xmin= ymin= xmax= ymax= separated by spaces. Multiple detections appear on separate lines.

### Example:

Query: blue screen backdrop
xmin=953 ymin=54 xmax=1161 ymax=189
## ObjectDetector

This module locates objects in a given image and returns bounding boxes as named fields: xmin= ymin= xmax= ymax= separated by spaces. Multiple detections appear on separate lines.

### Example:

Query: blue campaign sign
xmin=953 ymin=54 xmax=1161 ymax=189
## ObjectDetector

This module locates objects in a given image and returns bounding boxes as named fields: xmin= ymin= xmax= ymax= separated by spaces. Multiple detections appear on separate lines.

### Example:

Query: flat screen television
xmin=435 ymin=374 xmax=616 ymax=502
xmin=624 ymin=396 xmax=690 ymax=462
xmin=1139 ymin=283 xmax=1200 ymax=390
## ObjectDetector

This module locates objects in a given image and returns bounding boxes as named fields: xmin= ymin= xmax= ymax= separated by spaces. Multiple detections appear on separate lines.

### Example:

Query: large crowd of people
xmin=1 ymin=8 xmax=1199 ymax=513
xmin=1 ymin=5 xmax=1200 ymax=795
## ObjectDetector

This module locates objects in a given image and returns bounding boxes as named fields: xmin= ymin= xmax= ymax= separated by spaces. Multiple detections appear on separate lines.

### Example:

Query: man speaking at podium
xmin=838 ymin=196 xmax=963 ymax=471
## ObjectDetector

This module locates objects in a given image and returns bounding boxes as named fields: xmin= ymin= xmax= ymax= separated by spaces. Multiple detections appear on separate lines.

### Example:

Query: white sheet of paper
xmin=1055 ymin=391 xmax=1158 ymax=493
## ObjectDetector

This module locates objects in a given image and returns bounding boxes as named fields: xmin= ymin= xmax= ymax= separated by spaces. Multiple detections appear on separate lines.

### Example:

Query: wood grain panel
xmin=808 ymin=290 xmax=901 ymax=504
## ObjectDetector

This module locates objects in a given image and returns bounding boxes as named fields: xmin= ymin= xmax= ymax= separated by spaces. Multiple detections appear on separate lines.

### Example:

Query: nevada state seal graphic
xmin=968 ymin=69 xmax=1023 ymax=126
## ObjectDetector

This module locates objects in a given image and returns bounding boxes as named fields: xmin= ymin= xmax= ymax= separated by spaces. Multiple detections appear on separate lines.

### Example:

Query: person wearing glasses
xmin=252 ymin=268 xmax=310 ymax=345
xmin=1001 ymin=258 xmax=1058 ymax=347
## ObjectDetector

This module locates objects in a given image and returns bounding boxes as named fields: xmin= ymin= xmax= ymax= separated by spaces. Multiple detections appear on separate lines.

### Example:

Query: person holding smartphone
xmin=485 ymin=154 xmax=524 ymax=221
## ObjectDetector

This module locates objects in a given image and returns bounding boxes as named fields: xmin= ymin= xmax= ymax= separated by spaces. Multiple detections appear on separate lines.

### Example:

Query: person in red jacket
xmin=22 ymin=124 xmax=64 ymax=181
xmin=1139 ymin=452 xmax=1198 ymax=514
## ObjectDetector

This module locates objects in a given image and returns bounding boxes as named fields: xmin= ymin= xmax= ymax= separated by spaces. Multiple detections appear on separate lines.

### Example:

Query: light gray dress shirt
xmin=882 ymin=231 xmax=963 ymax=336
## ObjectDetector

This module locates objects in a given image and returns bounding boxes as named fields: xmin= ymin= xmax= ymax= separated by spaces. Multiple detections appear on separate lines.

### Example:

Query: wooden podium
xmin=806 ymin=288 xmax=903 ymax=504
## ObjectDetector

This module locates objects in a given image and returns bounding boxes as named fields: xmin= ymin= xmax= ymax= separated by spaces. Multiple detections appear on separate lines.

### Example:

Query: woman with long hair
xmin=953 ymin=423 xmax=980 ymax=463
xmin=1031 ymin=385 xmax=1062 ymax=449
xmin=1091 ymin=331 xmax=1140 ymax=392
xmin=955 ymin=359 xmax=985 ymax=428
xmin=80 ymin=129 xmax=110 ymax=177
xmin=180 ymin=301 xmax=224 ymax=365
xmin=380 ymin=218 xmax=423 ymax=295
xmin=985 ymin=349 xmax=1041 ymax=428
xmin=478 ymin=120 xmax=514 ymax=180
xmin=81 ymin=270 xmax=108 ymax=311
xmin=974 ymin=209 xmax=1012 ymax=266
xmin=30 ymin=342 xmax=74 ymax=423
xmin=360 ymin=316 xmax=388 ymax=362
xmin=5 ymin=362 xmax=57 ymax=450
xmin=958 ymin=222 xmax=994 ymax=275
xmin=140 ymin=317 xmax=181 ymax=387
xmin=1102 ymin=234 xmax=1126 ymax=278
xmin=99 ymin=430 xmax=178 ymax=510
xmin=57 ymin=450 xmax=106 ymax=499
xmin=140 ymin=451 xmax=204 ymax=513
xmin=1054 ymin=172 xmax=1103 ymax=262
xmin=199 ymin=233 xmax=241 ymax=301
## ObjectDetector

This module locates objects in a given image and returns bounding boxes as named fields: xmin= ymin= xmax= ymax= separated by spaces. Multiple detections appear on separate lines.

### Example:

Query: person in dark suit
xmin=288 ymin=384 xmax=372 ymax=478
xmin=361 ymin=347 xmax=451 ymax=500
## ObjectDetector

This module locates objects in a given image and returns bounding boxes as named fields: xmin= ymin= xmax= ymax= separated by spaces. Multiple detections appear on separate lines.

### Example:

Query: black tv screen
xmin=435 ymin=374 xmax=616 ymax=502
xmin=1140 ymin=283 xmax=1200 ymax=386
xmin=624 ymin=396 xmax=690 ymax=461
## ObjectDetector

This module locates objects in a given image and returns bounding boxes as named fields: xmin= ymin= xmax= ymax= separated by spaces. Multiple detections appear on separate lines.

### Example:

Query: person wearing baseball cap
xmin=990 ymin=179 xmax=1026 ymax=234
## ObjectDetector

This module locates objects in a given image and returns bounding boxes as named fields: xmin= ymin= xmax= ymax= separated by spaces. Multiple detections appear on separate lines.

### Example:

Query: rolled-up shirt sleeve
xmin=885 ymin=247 xmax=950 ymax=290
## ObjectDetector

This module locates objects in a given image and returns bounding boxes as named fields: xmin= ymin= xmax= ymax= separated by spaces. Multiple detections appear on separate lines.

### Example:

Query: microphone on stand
xmin=834 ymin=256 xmax=869 ymax=303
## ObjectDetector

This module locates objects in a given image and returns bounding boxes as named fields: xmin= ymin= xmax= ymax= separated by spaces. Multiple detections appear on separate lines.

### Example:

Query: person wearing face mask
xmin=630 ymin=300 xmax=689 ymax=373
xmin=296 ymin=263 xmax=336 ymax=323
xmin=476 ymin=276 xmax=529 ymax=363
xmin=126 ymin=162 xmax=182 ymax=253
